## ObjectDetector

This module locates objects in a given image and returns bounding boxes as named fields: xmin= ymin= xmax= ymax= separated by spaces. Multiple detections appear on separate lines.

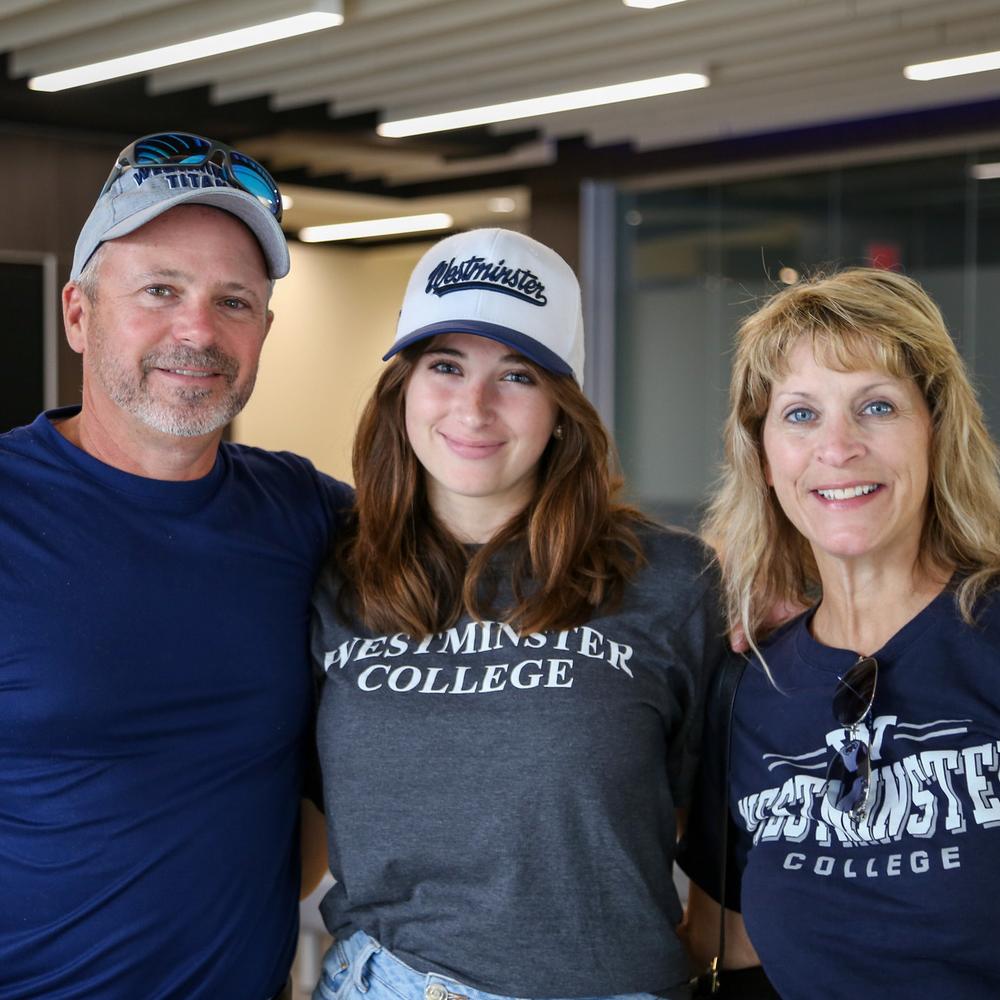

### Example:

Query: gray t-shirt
xmin=310 ymin=524 xmax=725 ymax=997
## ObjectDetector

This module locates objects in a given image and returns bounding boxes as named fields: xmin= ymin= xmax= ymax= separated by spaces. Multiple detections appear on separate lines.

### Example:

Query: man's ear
xmin=62 ymin=282 xmax=91 ymax=356
xmin=264 ymin=309 xmax=274 ymax=340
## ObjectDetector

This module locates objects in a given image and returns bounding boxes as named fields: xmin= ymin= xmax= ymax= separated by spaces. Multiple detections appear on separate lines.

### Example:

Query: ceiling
xmin=3 ymin=0 xmax=1000 ymax=232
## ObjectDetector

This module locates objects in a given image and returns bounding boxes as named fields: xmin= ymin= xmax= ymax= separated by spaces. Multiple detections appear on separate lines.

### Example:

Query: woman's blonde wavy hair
xmin=704 ymin=267 xmax=1000 ymax=653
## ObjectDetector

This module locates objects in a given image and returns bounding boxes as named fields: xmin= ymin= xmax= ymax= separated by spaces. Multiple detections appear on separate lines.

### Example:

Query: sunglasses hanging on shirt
xmin=825 ymin=654 xmax=879 ymax=824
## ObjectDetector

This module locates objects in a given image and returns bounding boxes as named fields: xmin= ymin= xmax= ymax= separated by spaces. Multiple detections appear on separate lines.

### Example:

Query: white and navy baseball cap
xmin=71 ymin=142 xmax=289 ymax=281
xmin=384 ymin=228 xmax=585 ymax=386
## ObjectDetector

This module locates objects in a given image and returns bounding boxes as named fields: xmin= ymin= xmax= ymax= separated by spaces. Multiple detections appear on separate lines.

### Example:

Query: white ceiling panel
xmin=208 ymin=0 xmax=622 ymax=107
xmin=1 ymin=0 xmax=998 ymax=198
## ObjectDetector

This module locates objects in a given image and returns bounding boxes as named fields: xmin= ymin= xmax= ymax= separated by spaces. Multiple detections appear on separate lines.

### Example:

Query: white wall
xmin=231 ymin=240 xmax=431 ymax=482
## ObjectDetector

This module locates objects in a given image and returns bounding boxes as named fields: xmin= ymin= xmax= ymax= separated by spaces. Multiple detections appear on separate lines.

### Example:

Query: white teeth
xmin=817 ymin=484 xmax=879 ymax=500
xmin=171 ymin=369 xmax=213 ymax=377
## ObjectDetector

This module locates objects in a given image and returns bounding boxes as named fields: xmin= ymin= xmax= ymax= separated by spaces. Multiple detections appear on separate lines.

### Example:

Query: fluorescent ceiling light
xmin=487 ymin=197 xmax=517 ymax=213
xmin=378 ymin=72 xmax=709 ymax=138
xmin=972 ymin=162 xmax=1000 ymax=180
xmin=623 ymin=0 xmax=690 ymax=7
xmin=904 ymin=48 xmax=1000 ymax=81
xmin=28 ymin=10 xmax=343 ymax=92
xmin=298 ymin=213 xmax=453 ymax=243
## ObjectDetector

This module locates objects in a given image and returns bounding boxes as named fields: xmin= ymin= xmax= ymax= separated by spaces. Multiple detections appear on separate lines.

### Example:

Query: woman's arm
xmin=680 ymin=880 xmax=761 ymax=970
xmin=300 ymin=798 xmax=329 ymax=899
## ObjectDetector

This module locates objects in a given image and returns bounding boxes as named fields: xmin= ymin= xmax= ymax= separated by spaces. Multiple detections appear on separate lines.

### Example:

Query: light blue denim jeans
xmin=312 ymin=929 xmax=691 ymax=1000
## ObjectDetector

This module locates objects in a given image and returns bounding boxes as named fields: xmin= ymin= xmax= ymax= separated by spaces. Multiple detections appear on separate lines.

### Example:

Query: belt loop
xmin=351 ymin=937 xmax=382 ymax=994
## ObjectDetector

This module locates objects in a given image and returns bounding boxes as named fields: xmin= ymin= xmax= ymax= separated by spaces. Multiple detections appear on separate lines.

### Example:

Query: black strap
xmin=708 ymin=655 xmax=746 ymax=991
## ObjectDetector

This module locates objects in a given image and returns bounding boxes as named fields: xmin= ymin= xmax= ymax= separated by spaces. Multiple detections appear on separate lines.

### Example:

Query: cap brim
xmin=100 ymin=186 xmax=289 ymax=279
xmin=383 ymin=320 xmax=574 ymax=377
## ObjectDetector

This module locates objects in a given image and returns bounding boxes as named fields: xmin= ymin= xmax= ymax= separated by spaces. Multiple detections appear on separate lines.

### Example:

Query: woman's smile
xmin=439 ymin=432 xmax=506 ymax=459
xmin=404 ymin=333 xmax=559 ymax=541
xmin=763 ymin=340 xmax=932 ymax=569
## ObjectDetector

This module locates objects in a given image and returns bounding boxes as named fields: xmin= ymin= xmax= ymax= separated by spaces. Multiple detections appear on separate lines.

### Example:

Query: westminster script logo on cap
xmin=425 ymin=254 xmax=548 ymax=306
xmin=385 ymin=228 xmax=585 ymax=385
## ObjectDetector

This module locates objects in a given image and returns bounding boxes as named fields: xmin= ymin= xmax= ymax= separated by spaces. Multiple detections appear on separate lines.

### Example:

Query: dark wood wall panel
xmin=0 ymin=132 xmax=118 ymax=406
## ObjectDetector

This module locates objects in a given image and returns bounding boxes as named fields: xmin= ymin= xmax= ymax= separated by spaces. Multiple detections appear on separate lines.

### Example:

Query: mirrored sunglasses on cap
xmin=100 ymin=131 xmax=282 ymax=221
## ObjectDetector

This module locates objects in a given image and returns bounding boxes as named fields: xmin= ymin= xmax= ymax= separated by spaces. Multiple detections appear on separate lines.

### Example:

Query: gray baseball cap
xmin=71 ymin=159 xmax=290 ymax=281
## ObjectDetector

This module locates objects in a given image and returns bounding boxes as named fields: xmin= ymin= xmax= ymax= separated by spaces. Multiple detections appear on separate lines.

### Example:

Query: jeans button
xmin=425 ymin=984 xmax=448 ymax=1000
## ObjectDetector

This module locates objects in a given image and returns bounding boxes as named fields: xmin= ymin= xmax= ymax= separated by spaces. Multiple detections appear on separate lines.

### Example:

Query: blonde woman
xmin=680 ymin=268 xmax=1000 ymax=999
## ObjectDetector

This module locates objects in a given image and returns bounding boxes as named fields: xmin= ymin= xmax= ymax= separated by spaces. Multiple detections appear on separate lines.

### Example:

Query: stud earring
xmin=553 ymin=424 xmax=565 ymax=440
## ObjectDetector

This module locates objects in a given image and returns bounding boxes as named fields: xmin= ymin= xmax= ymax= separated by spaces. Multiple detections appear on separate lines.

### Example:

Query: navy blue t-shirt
xmin=0 ymin=408 xmax=350 ymax=999
xmin=680 ymin=589 xmax=1000 ymax=999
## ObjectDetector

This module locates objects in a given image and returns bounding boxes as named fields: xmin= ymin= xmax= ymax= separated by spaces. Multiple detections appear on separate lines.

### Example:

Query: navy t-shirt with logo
xmin=680 ymin=590 xmax=1000 ymax=999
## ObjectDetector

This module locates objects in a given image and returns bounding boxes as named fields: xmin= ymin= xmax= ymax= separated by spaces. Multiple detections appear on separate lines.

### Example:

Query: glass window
xmin=614 ymin=146 xmax=1000 ymax=525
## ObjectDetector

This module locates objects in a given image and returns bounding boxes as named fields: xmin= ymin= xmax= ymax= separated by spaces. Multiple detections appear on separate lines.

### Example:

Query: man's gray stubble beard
xmin=92 ymin=336 xmax=255 ymax=438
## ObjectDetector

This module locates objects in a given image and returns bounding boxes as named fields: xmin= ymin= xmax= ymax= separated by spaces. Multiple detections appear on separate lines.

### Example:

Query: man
xmin=0 ymin=132 xmax=348 ymax=999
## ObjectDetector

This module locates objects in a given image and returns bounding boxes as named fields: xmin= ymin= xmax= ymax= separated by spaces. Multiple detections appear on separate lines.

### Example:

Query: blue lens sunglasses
xmin=100 ymin=131 xmax=283 ymax=222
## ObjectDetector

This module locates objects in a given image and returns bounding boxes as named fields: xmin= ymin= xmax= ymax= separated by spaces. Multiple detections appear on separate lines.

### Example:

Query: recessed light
xmin=298 ymin=213 xmax=453 ymax=243
xmin=904 ymin=48 xmax=1000 ymax=81
xmin=378 ymin=72 xmax=708 ymax=138
xmin=28 ymin=6 xmax=343 ymax=92
xmin=971 ymin=162 xmax=1000 ymax=181
xmin=623 ymin=0 xmax=690 ymax=7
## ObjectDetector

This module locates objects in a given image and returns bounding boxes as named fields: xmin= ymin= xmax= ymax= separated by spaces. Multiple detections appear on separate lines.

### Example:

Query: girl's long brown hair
xmin=338 ymin=342 xmax=651 ymax=636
